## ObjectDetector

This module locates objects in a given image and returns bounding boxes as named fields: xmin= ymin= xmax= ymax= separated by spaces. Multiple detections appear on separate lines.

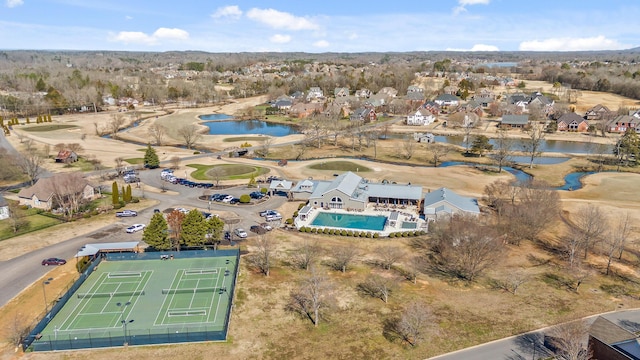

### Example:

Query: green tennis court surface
xmin=36 ymin=254 xmax=237 ymax=349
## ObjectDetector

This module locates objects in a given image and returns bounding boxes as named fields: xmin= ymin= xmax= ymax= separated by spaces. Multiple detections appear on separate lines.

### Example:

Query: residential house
xmin=606 ymin=115 xmax=640 ymax=133
xmin=556 ymin=112 xmax=589 ymax=132
xmin=306 ymin=87 xmax=324 ymax=101
xmin=350 ymin=107 xmax=377 ymax=123
xmin=587 ymin=316 xmax=640 ymax=360
xmin=473 ymin=89 xmax=496 ymax=107
xmin=102 ymin=95 xmax=116 ymax=106
xmin=434 ymin=94 xmax=460 ymax=107
xmin=406 ymin=109 xmax=435 ymax=126
xmin=355 ymin=89 xmax=372 ymax=98
xmin=457 ymin=100 xmax=483 ymax=117
xmin=500 ymin=114 xmax=529 ymax=129
xmin=377 ymin=87 xmax=398 ymax=98
xmin=407 ymin=85 xmax=424 ymax=93
xmin=273 ymin=98 xmax=293 ymax=112
xmin=55 ymin=149 xmax=78 ymax=163
xmin=422 ymin=101 xmax=441 ymax=115
xmin=290 ymin=91 xmax=305 ymax=100
xmin=333 ymin=87 xmax=349 ymax=98
xmin=307 ymin=172 xmax=422 ymax=211
xmin=404 ymin=91 xmax=425 ymax=104
xmin=17 ymin=173 xmax=95 ymax=211
xmin=414 ymin=132 xmax=435 ymax=143
xmin=423 ymin=187 xmax=480 ymax=220
xmin=443 ymin=85 xmax=459 ymax=95
xmin=290 ymin=103 xmax=324 ymax=119
xmin=324 ymin=101 xmax=350 ymax=118
xmin=585 ymin=104 xmax=611 ymax=121
xmin=0 ymin=195 xmax=9 ymax=220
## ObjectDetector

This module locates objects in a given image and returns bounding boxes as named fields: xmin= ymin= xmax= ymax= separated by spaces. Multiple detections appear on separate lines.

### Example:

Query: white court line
xmin=211 ymin=267 xmax=225 ymax=324
xmin=58 ymin=272 xmax=108 ymax=330
xmin=154 ymin=268 xmax=183 ymax=326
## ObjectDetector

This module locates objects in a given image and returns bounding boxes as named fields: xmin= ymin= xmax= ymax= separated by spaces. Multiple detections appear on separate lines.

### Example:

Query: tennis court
xmin=32 ymin=251 xmax=238 ymax=351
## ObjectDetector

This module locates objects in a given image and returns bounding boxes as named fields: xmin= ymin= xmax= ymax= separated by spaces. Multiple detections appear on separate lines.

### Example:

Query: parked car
xmin=221 ymin=195 xmax=234 ymax=203
xmin=265 ymin=213 xmax=282 ymax=221
xmin=42 ymin=258 xmax=66 ymax=266
xmin=259 ymin=209 xmax=278 ymax=217
xmin=260 ymin=223 xmax=273 ymax=231
xmin=116 ymin=210 xmax=138 ymax=217
xmin=126 ymin=224 xmax=146 ymax=233
xmin=234 ymin=228 xmax=248 ymax=238
xmin=250 ymin=225 xmax=267 ymax=234
xmin=229 ymin=198 xmax=240 ymax=205
xmin=250 ymin=191 xmax=264 ymax=199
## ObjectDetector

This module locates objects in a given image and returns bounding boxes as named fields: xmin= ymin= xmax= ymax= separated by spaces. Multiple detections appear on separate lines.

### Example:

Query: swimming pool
xmin=310 ymin=212 xmax=387 ymax=231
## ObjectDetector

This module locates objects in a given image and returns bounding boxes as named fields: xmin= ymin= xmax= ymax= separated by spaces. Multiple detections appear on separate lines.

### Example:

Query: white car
xmin=221 ymin=195 xmax=234 ymax=203
xmin=265 ymin=213 xmax=282 ymax=222
xmin=126 ymin=224 xmax=146 ymax=233
xmin=234 ymin=228 xmax=248 ymax=238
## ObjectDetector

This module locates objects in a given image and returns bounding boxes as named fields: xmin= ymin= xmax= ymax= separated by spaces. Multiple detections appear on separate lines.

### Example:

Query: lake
xmin=199 ymin=116 xmax=300 ymax=137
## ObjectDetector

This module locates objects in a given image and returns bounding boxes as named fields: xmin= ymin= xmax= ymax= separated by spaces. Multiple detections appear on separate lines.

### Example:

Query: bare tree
xmin=67 ymin=143 xmax=83 ymax=154
xmin=7 ymin=313 xmax=30 ymax=348
xmin=259 ymin=136 xmax=274 ymax=157
xmin=505 ymin=180 xmax=560 ymax=244
xmin=428 ymin=143 xmax=450 ymax=167
xmin=114 ymin=157 xmax=124 ymax=175
xmin=177 ymin=124 xmax=202 ymax=149
xmin=293 ymin=238 xmax=323 ymax=271
xmin=493 ymin=269 xmax=529 ymax=295
xmin=329 ymin=245 xmax=359 ymax=273
xmin=358 ymin=274 xmax=399 ymax=303
xmin=170 ymin=156 xmax=181 ymax=170
xmin=402 ymin=135 xmax=415 ymax=159
xmin=7 ymin=201 xmax=28 ymax=233
xmin=394 ymin=301 xmax=436 ymax=347
xmin=375 ymin=245 xmax=406 ymax=270
xmin=521 ymin=123 xmax=545 ymax=169
xmin=293 ymin=142 xmax=308 ymax=161
xmin=404 ymin=256 xmax=423 ymax=284
xmin=603 ymin=213 xmax=632 ymax=275
xmin=573 ymin=204 xmax=607 ymax=259
xmin=51 ymin=172 xmax=88 ymax=219
xmin=563 ymin=227 xmax=584 ymax=269
xmin=210 ymin=166 xmax=224 ymax=187
xmin=108 ymin=114 xmax=125 ymax=139
xmin=493 ymin=129 xmax=513 ymax=172
xmin=429 ymin=215 xmax=503 ymax=281
xmin=546 ymin=320 xmax=591 ymax=360
xmin=148 ymin=123 xmax=167 ymax=146
xmin=288 ymin=266 xmax=334 ymax=327
xmin=14 ymin=151 xmax=45 ymax=185
xmin=166 ymin=210 xmax=185 ymax=252
xmin=248 ymin=233 xmax=275 ymax=276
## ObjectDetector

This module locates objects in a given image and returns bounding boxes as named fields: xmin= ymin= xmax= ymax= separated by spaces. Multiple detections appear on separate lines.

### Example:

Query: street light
xmin=116 ymin=301 xmax=134 ymax=345
xmin=42 ymin=277 xmax=53 ymax=313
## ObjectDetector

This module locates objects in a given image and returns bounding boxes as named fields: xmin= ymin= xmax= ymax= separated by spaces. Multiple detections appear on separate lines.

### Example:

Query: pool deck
xmin=294 ymin=204 xmax=427 ymax=236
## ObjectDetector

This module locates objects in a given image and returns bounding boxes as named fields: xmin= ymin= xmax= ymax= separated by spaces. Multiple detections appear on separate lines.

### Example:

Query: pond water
xmin=199 ymin=115 xmax=299 ymax=136
xmin=433 ymin=135 xmax=613 ymax=155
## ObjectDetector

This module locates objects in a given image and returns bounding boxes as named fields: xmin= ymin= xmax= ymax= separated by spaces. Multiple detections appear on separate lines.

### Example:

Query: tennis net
xmin=161 ymin=287 xmax=217 ymax=295
xmin=77 ymin=290 xmax=145 ymax=299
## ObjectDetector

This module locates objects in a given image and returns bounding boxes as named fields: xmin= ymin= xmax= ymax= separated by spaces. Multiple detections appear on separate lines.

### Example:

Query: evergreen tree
xmin=471 ymin=135 xmax=493 ymax=157
xmin=25 ymin=117 xmax=30 ymax=124
xmin=36 ymin=78 xmax=47 ymax=92
xmin=181 ymin=209 xmax=208 ymax=248
xmin=143 ymin=144 xmax=160 ymax=169
xmin=111 ymin=181 xmax=119 ymax=205
xmin=124 ymin=184 xmax=132 ymax=202
xmin=206 ymin=216 xmax=225 ymax=245
xmin=248 ymin=174 xmax=257 ymax=188
xmin=143 ymin=213 xmax=170 ymax=250
xmin=47 ymin=114 xmax=52 ymax=122
xmin=121 ymin=186 xmax=126 ymax=202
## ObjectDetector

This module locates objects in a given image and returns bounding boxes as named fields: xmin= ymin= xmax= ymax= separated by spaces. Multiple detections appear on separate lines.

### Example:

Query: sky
xmin=0 ymin=0 xmax=638 ymax=53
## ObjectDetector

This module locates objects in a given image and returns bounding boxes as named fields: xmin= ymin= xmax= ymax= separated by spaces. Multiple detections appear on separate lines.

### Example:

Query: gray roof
xmin=291 ymin=179 xmax=319 ymax=193
xmin=326 ymin=172 xmax=362 ymax=197
xmin=299 ymin=205 xmax=313 ymax=216
xmin=269 ymin=180 xmax=293 ymax=190
xmin=501 ymin=115 xmax=529 ymax=125
xmin=423 ymin=187 xmax=479 ymax=214
xmin=367 ymin=183 xmax=423 ymax=200
xmin=75 ymin=242 xmax=140 ymax=257
xmin=557 ymin=112 xmax=586 ymax=124
xmin=435 ymin=94 xmax=460 ymax=102
xmin=0 ymin=194 xmax=7 ymax=207
xmin=589 ymin=316 xmax=636 ymax=345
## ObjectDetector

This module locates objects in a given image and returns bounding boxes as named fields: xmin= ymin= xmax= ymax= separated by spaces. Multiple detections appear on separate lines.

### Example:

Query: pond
xmin=433 ymin=135 xmax=613 ymax=155
xmin=199 ymin=115 xmax=300 ymax=137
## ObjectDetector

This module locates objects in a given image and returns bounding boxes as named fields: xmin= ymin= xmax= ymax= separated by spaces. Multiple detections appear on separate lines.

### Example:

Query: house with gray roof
xmin=290 ymin=179 xmax=321 ymax=200
xmin=0 ymin=194 xmax=9 ymax=220
xmin=588 ymin=316 xmax=640 ymax=360
xmin=423 ymin=187 xmax=480 ymax=220
xmin=500 ymin=114 xmax=529 ymax=129
xmin=434 ymin=94 xmax=460 ymax=107
xmin=307 ymin=172 xmax=422 ymax=211
xmin=17 ymin=172 xmax=95 ymax=211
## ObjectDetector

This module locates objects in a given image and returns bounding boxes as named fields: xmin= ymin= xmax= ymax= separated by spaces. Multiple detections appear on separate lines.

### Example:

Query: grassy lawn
xmin=0 ymin=213 xmax=63 ymax=241
xmin=187 ymin=163 xmax=269 ymax=180
xmin=63 ymin=158 xmax=98 ymax=172
xmin=223 ymin=136 xmax=268 ymax=143
xmin=21 ymin=124 xmax=77 ymax=132
xmin=124 ymin=158 xmax=144 ymax=164
xmin=308 ymin=160 xmax=372 ymax=172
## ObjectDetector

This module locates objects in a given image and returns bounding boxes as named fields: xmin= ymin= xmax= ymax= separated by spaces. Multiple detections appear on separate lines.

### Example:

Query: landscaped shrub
xmin=389 ymin=233 xmax=395 ymax=238
xmin=298 ymin=203 xmax=305 ymax=210
xmin=293 ymin=211 xmax=299 ymax=218
xmin=239 ymin=194 xmax=251 ymax=203
xmin=341 ymin=230 xmax=348 ymax=236
xmin=298 ymin=226 xmax=304 ymax=232
xmin=311 ymin=228 xmax=317 ymax=234
xmin=260 ymin=187 xmax=268 ymax=194
xmin=285 ymin=218 xmax=293 ymax=225
xmin=193 ymin=151 xmax=200 ymax=154
xmin=131 ymin=198 xmax=139 ymax=203
xmin=373 ymin=233 xmax=379 ymax=238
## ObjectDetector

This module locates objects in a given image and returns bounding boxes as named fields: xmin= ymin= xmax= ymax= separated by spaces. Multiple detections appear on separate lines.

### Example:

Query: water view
xmin=311 ymin=212 xmax=387 ymax=231
xmin=200 ymin=117 xmax=299 ymax=136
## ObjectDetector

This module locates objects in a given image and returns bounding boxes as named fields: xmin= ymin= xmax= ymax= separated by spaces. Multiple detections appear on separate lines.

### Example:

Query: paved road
xmin=428 ymin=308 xmax=640 ymax=360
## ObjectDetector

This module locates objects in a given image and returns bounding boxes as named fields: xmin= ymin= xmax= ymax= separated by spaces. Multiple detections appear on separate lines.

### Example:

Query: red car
xmin=42 ymin=258 xmax=66 ymax=266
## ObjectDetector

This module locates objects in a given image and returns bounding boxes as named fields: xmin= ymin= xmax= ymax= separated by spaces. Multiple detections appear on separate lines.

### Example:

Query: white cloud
xmin=246 ymin=8 xmax=318 ymax=30
xmin=6 ymin=0 xmax=23 ymax=8
xmin=519 ymin=35 xmax=628 ymax=51
xmin=111 ymin=28 xmax=189 ymax=45
xmin=270 ymin=34 xmax=291 ymax=43
xmin=347 ymin=32 xmax=358 ymax=40
xmin=125 ymin=15 xmax=133 ymax=20
xmin=446 ymin=44 xmax=499 ymax=51
xmin=153 ymin=28 xmax=189 ymax=40
xmin=454 ymin=0 xmax=490 ymax=15
xmin=211 ymin=5 xmax=242 ymax=19
xmin=313 ymin=40 xmax=329 ymax=48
